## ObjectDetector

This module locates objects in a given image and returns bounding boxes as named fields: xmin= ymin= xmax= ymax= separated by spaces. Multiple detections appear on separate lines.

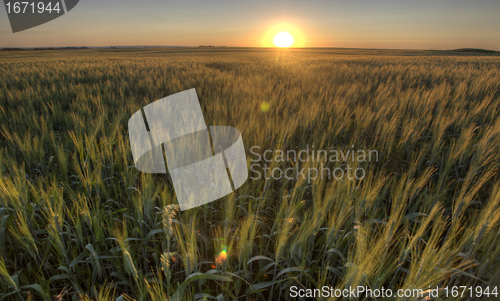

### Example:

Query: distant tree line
xmin=1 ymin=48 xmax=25 ymax=51
xmin=2 ymin=47 xmax=89 ymax=51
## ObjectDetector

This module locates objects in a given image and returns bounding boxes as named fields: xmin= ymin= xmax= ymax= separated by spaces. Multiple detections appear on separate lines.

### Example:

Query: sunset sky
xmin=1 ymin=0 xmax=499 ymax=50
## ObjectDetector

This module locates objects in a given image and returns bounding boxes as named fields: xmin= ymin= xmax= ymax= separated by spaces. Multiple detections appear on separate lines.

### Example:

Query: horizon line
xmin=1 ymin=45 xmax=500 ymax=53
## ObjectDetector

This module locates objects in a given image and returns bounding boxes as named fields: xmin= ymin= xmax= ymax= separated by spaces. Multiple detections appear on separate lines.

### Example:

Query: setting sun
xmin=261 ymin=23 xmax=304 ymax=47
xmin=274 ymin=32 xmax=294 ymax=47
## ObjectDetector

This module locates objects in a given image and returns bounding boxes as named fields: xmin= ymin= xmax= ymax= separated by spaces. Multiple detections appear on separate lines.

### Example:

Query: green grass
xmin=0 ymin=48 xmax=500 ymax=300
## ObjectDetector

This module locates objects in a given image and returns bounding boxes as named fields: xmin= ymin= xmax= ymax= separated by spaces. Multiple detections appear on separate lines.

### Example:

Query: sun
xmin=262 ymin=23 xmax=304 ymax=47
xmin=274 ymin=32 xmax=294 ymax=47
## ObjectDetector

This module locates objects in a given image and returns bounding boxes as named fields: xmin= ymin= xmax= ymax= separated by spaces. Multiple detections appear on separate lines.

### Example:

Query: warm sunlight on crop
xmin=274 ymin=32 xmax=293 ymax=47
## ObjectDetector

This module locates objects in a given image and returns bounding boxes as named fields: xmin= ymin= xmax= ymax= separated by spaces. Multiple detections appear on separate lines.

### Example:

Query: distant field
xmin=0 ymin=48 xmax=499 ymax=300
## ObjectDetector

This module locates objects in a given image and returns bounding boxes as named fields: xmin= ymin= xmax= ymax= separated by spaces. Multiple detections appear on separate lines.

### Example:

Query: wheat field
xmin=0 ymin=48 xmax=500 ymax=300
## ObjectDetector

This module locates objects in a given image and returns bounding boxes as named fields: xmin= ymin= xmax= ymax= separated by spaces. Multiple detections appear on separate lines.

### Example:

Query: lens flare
xmin=260 ymin=102 xmax=270 ymax=112
xmin=216 ymin=246 xmax=227 ymax=265
xmin=219 ymin=249 xmax=227 ymax=261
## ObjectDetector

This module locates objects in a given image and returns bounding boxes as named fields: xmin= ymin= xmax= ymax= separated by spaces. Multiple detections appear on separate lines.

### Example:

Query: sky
xmin=1 ymin=0 xmax=499 ymax=50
